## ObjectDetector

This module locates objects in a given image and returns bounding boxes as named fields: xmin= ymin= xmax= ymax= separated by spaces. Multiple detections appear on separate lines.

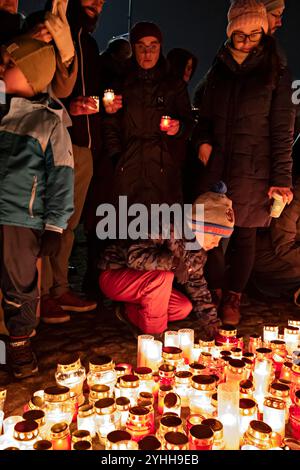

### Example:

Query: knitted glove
xmin=39 ymin=230 xmax=62 ymax=257
xmin=45 ymin=3 xmax=75 ymax=64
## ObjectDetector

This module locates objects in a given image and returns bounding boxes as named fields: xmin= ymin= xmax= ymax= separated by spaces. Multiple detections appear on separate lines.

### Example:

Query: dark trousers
xmin=205 ymin=227 xmax=257 ymax=294
xmin=0 ymin=225 xmax=40 ymax=337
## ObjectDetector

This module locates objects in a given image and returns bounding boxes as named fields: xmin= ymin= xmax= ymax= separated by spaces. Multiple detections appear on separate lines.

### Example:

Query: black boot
xmin=7 ymin=338 xmax=38 ymax=379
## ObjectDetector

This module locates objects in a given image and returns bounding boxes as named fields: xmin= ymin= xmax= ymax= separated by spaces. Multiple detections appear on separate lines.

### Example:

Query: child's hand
xmin=69 ymin=96 xmax=99 ymax=116
xmin=198 ymin=143 xmax=213 ymax=166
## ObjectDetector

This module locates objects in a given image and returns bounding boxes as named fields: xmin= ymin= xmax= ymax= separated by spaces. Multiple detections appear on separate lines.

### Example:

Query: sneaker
xmin=56 ymin=291 xmax=97 ymax=313
xmin=41 ymin=297 xmax=70 ymax=324
xmin=221 ymin=291 xmax=242 ymax=326
xmin=7 ymin=338 xmax=38 ymax=379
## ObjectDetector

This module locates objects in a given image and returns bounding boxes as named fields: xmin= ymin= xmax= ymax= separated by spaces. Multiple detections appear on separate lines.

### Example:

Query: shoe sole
xmin=13 ymin=365 xmax=39 ymax=380
xmin=41 ymin=316 xmax=71 ymax=324
xmin=60 ymin=304 xmax=97 ymax=312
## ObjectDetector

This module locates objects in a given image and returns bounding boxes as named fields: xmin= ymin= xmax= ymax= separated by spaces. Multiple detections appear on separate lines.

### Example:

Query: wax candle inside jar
xmin=239 ymin=398 xmax=258 ymax=443
xmin=23 ymin=409 xmax=47 ymax=439
xmin=133 ymin=367 xmax=155 ymax=394
xmin=217 ymin=381 xmax=240 ymax=450
xmin=55 ymin=355 xmax=86 ymax=406
xmin=106 ymin=430 xmax=137 ymax=450
xmin=284 ymin=327 xmax=299 ymax=356
xmin=3 ymin=416 xmax=23 ymax=437
xmin=12 ymin=420 xmax=41 ymax=450
xmin=103 ymin=89 xmax=115 ymax=103
xmin=263 ymin=397 xmax=285 ymax=437
xmin=163 ymin=392 xmax=181 ymax=417
xmin=160 ymin=115 xmax=171 ymax=132
xmin=137 ymin=335 xmax=155 ymax=367
xmin=50 ymin=422 xmax=71 ymax=451
xmin=164 ymin=330 xmax=179 ymax=347
xmin=87 ymin=355 xmax=117 ymax=392
xmin=289 ymin=390 xmax=300 ymax=440
xmin=71 ymin=429 xmax=92 ymax=450
xmin=202 ymin=418 xmax=225 ymax=450
xmin=77 ymin=404 xmax=96 ymax=437
xmin=263 ymin=325 xmax=279 ymax=346
xmin=188 ymin=424 xmax=214 ymax=450
xmin=178 ymin=329 xmax=194 ymax=363
xmin=164 ymin=431 xmax=189 ymax=450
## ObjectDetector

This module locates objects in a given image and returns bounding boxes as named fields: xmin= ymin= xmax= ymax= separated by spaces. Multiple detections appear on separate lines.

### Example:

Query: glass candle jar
xmin=291 ymin=362 xmax=300 ymax=397
xmin=43 ymin=386 xmax=74 ymax=435
xmin=71 ymin=429 xmax=92 ymax=450
xmin=77 ymin=404 xmax=96 ymax=437
xmin=12 ymin=420 xmax=40 ymax=450
xmin=23 ymin=409 xmax=47 ymax=439
xmin=157 ymin=415 xmax=183 ymax=441
xmin=55 ymin=355 xmax=86 ymax=406
xmin=199 ymin=339 xmax=216 ymax=354
xmin=116 ymin=397 xmax=130 ymax=428
xmin=239 ymin=398 xmax=258 ymax=442
xmin=119 ymin=375 xmax=140 ymax=406
xmin=95 ymin=398 xmax=120 ymax=444
xmin=162 ymin=346 xmax=185 ymax=370
xmin=115 ymin=366 xmax=126 ymax=379
xmin=284 ymin=327 xmax=299 ymax=357
xmin=2 ymin=416 xmax=23 ymax=438
xmin=248 ymin=334 xmax=262 ymax=354
xmin=138 ymin=435 xmax=162 ymax=451
xmin=192 ymin=343 xmax=201 ymax=362
xmin=33 ymin=440 xmax=53 ymax=450
xmin=280 ymin=361 xmax=293 ymax=382
xmin=89 ymin=384 xmax=111 ymax=406
xmin=253 ymin=350 xmax=274 ymax=413
xmin=178 ymin=329 xmax=194 ymax=364
xmin=263 ymin=397 xmax=285 ymax=437
xmin=186 ymin=414 xmax=206 ymax=434
xmin=158 ymin=385 xmax=173 ymax=415
xmin=189 ymin=363 xmax=207 ymax=376
xmin=215 ymin=326 xmax=238 ymax=351
xmin=202 ymin=418 xmax=225 ymax=450
xmin=134 ymin=367 xmax=155 ymax=394
xmin=87 ymin=356 xmax=117 ymax=392
xmin=164 ymin=330 xmax=180 ymax=348
xmin=188 ymin=424 xmax=214 ymax=450
xmin=126 ymin=406 xmax=152 ymax=442
xmin=263 ymin=325 xmax=279 ymax=346
xmin=50 ymin=422 xmax=71 ymax=450
xmin=242 ymin=420 xmax=273 ymax=450
xmin=269 ymin=382 xmax=291 ymax=423
xmin=164 ymin=431 xmax=189 ymax=450
xmin=231 ymin=348 xmax=243 ymax=359
xmin=0 ymin=388 xmax=7 ymax=411
xmin=163 ymin=392 xmax=181 ymax=417
xmin=240 ymin=379 xmax=254 ymax=399
xmin=226 ymin=359 xmax=248 ymax=383
xmin=174 ymin=371 xmax=192 ymax=408
xmin=190 ymin=375 xmax=216 ymax=416
xmin=270 ymin=340 xmax=288 ymax=378
xmin=289 ymin=390 xmax=300 ymax=440
xmin=160 ymin=115 xmax=172 ymax=132
xmin=158 ymin=364 xmax=175 ymax=387
xmin=198 ymin=352 xmax=214 ymax=368
xmin=106 ymin=430 xmax=135 ymax=450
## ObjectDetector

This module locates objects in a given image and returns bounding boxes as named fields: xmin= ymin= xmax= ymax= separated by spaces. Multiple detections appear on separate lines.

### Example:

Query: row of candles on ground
xmin=0 ymin=321 xmax=300 ymax=450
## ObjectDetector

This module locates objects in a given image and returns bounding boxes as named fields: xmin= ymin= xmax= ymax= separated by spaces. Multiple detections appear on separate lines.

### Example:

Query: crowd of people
xmin=0 ymin=0 xmax=299 ymax=380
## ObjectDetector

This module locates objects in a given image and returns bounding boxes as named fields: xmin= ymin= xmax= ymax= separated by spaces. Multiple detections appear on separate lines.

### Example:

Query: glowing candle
xmin=103 ymin=89 xmax=115 ymax=103
xmin=50 ymin=422 xmax=71 ymax=450
xmin=55 ymin=355 xmax=86 ymax=406
xmin=284 ymin=327 xmax=300 ymax=356
xmin=164 ymin=431 xmax=189 ymax=450
xmin=217 ymin=382 xmax=240 ymax=450
xmin=12 ymin=420 xmax=41 ymax=450
xmin=263 ymin=397 xmax=285 ymax=437
xmin=163 ymin=392 xmax=181 ymax=417
xmin=253 ymin=352 xmax=273 ymax=413
xmin=160 ymin=115 xmax=171 ymax=132
xmin=178 ymin=329 xmax=194 ymax=363
xmin=137 ymin=335 xmax=154 ymax=367
xmin=239 ymin=398 xmax=258 ymax=443
xmin=77 ymin=404 xmax=96 ymax=437
xmin=192 ymin=343 xmax=201 ymax=362
xmin=164 ymin=331 xmax=179 ymax=348
xmin=106 ymin=430 xmax=138 ymax=450
xmin=263 ymin=325 xmax=279 ymax=346
xmin=3 ymin=416 xmax=22 ymax=437
xmin=145 ymin=340 xmax=162 ymax=371
xmin=288 ymin=320 xmax=300 ymax=329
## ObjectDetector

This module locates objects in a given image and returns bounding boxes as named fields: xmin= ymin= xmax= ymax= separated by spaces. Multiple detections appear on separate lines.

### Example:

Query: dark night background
xmin=19 ymin=0 xmax=300 ymax=94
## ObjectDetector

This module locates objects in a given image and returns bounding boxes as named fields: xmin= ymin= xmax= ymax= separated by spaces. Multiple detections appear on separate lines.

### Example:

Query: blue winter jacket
xmin=0 ymin=95 xmax=74 ymax=233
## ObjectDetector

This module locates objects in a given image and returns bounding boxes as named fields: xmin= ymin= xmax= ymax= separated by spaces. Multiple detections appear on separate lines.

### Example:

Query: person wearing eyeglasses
xmin=261 ymin=0 xmax=285 ymax=35
xmin=192 ymin=0 xmax=295 ymax=326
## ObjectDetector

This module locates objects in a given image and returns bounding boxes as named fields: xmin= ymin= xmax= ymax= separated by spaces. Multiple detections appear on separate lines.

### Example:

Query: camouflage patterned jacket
xmin=99 ymin=238 xmax=221 ymax=338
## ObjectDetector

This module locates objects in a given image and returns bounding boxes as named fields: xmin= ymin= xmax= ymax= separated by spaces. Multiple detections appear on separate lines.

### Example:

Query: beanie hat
xmin=130 ymin=21 xmax=163 ymax=45
xmin=227 ymin=0 xmax=269 ymax=38
xmin=261 ymin=0 xmax=285 ymax=12
xmin=188 ymin=182 xmax=235 ymax=241
xmin=4 ymin=36 xmax=56 ymax=94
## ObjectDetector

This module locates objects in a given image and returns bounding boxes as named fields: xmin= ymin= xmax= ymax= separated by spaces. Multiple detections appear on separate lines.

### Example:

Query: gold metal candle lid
xmin=263 ymin=397 xmax=285 ymax=410
xmin=115 ymin=366 xmax=126 ymax=377
xmin=248 ymin=420 xmax=272 ymax=441
xmin=292 ymin=363 xmax=300 ymax=374
xmin=231 ymin=348 xmax=243 ymax=358
xmin=133 ymin=367 xmax=153 ymax=380
xmin=240 ymin=379 xmax=254 ymax=394
xmin=264 ymin=325 xmax=278 ymax=333
xmin=189 ymin=363 xmax=206 ymax=374
xmin=191 ymin=374 xmax=216 ymax=391
xmin=50 ymin=422 xmax=69 ymax=439
xmin=160 ymin=415 xmax=182 ymax=433
xmin=119 ymin=374 xmax=139 ymax=388
xmin=162 ymin=347 xmax=183 ymax=360
xmin=270 ymin=340 xmax=286 ymax=350
xmin=175 ymin=371 xmax=192 ymax=384
xmin=28 ymin=394 xmax=44 ymax=410
xmin=256 ymin=348 xmax=272 ymax=359
xmin=23 ymin=409 xmax=45 ymax=426
xmin=14 ymin=420 xmax=39 ymax=441
xmin=187 ymin=414 xmax=206 ymax=427
xmin=228 ymin=359 xmax=246 ymax=373
xmin=218 ymin=326 xmax=237 ymax=337
xmin=89 ymin=384 xmax=110 ymax=401
xmin=294 ymin=390 xmax=300 ymax=406
xmin=138 ymin=392 xmax=154 ymax=407
xmin=199 ymin=352 xmax=213 ymax=365
xmin=243 ymin=352 xmax=255 ymax=360
xmin=164 ymin=431 xmax=188 ymax=447
xmin=159 ymin=364 xmax=176 ymax=377
xmin=138 ymin=435 xmax=161 ymax=451
xmin=211 ymin=392 xmax=218 ymax=408
xmin=72 ymin=430 xmax=92 ymax=444
xmin=189 ymin=424 xmax=214 ymax=443
xmin=129 ymin=406 xmax=150 ymax=423
xmin=116 ymin=396 xmax=131 ymax=410
xmin=33 ymin=440 xmax=53 ymax=450
xmin=220 ymin=350 xmax=232 ymax=357
xmin=44 ymin=385 xmax=70 ymax=402
xmin=239 ymin=398 xmax=257 ymax=416
xmin=269 ymin=382 xmax=290 ymax=398
xmin=284 ymin=326 xmax=299 ymax=336
xmin=288 ymin=320 xmax=300 ymax=328
xmin=159 ymin=384 xmax=173 ymax=393
xmin=89 ymin=355 xmax=114 ymax=372
xmin=95 ymin=397 xmax=116 ymax=414
xmin=57 ymin=354 xmax=82 ymax=373
xmin=199 ymin=339 xmax=215 ymax=348
xmin=164 ymin=392 xmax=180 ymax=408
xmin=107 ymin=430 xmax=132 ymax=443
xmin=78 ymin=404 xmax=94 ymax=418
xmin=73 ymin=441 xmax=92 ymax=451
xmin=201 ymin=418 xmax=223 ymax=440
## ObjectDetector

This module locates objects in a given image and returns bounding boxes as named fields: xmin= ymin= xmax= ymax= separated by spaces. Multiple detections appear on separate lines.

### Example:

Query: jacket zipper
xmin=29 ymin=176 xmax=38 ymax=218
xmin=78 ymin=28 xmax=92 ymax=149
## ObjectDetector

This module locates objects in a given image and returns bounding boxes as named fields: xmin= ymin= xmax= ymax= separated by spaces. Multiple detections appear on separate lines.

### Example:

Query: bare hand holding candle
xmin=103 ymin=89 xmax=123 ymax=114
xmin=160 ymin=116 xmax=180 ymax=135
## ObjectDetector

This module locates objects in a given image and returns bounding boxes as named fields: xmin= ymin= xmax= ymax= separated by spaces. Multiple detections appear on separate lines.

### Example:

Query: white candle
xmin=217 ymin=382 xmax=240 ymax=450
xmin=137 ymin=335 xmax=154 ymax=367
xmin=3 ymin=416 xmax=22 ymax=437
xmin=145 ymin=340 xmax=162 ymax=372
xmin=178 ymin=329 xmax=194 ymax=363
xmin=164 ymin=331 xmax=179 ymax=348
xmin=284 ymin=327 xmax=300 ymax=356
xmin=192 ymin=344 xmax=201 ymax=362
xmin=263 ymin=398 xmax=285 ymax=437
xmin=253 ymin=359 xmax=273 ymax=413
xmin=263 ymin=326 xmax=279 ymax=345
xmin=103 ymin=89 xmax=115 ymax=103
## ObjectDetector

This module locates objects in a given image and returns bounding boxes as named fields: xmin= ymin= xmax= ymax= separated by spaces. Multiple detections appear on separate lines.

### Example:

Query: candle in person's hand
xmin=160 ymin=115 xmax=171 ymax=132
xmin=103 ymin=89 xmax=115 ymax=103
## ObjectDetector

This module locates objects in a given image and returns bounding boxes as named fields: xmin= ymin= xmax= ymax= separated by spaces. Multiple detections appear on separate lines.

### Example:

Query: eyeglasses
xmin=136 ymin=44 xmax=160 ymax=54
xmin=232 ymin=31 xmax=263 ymax=43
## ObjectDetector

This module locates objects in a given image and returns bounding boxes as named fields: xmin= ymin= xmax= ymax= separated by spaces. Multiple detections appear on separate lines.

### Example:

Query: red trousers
xmin=99 ymin=269 xmax=192 ymax=334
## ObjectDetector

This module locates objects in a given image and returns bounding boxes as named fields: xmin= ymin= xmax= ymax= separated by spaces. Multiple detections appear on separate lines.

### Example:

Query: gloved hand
xmin=45 ymin=2 xmax=75 ymax=64
xmin=39 ymin=230 xmax=62 ymax=257
xmin=173 ymin=257 xmax=190 ymax=285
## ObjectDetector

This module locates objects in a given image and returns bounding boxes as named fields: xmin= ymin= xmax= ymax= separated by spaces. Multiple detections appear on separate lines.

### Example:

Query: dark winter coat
xmin=99 ymin=236 xmax=220 ymax=338
xmin=104 ymin=58 xmax=194 ymax=207
xmin=192 ymin=36 xmax=295 ymax=228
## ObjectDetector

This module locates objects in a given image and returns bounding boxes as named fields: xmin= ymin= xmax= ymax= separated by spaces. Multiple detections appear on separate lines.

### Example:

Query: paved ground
xmin=0 ymin=229 xmax=299 ymax=420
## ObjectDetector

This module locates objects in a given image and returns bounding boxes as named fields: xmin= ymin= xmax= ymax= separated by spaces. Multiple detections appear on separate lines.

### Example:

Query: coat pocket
xmin=28 ymin=176 xmax=38 ymax=218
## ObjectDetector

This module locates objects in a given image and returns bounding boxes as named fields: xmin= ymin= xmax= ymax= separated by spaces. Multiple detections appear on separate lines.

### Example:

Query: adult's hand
xmin=102 ymin=95 xmax=123 ymax=114
xmin=198 ymin=143 xmax=213 ymax=166
xmin=69 ymin=96 xmax=99 ymax=116
xmin=166 ymin=119 xmax=180 ymax=136
xmin=28 ymin=23 xmax=52 ymax=43
xmin=45 ymin=2 xmax=75 ymax=64
xmin=268 ymin=186 xmax=294 ymax=205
